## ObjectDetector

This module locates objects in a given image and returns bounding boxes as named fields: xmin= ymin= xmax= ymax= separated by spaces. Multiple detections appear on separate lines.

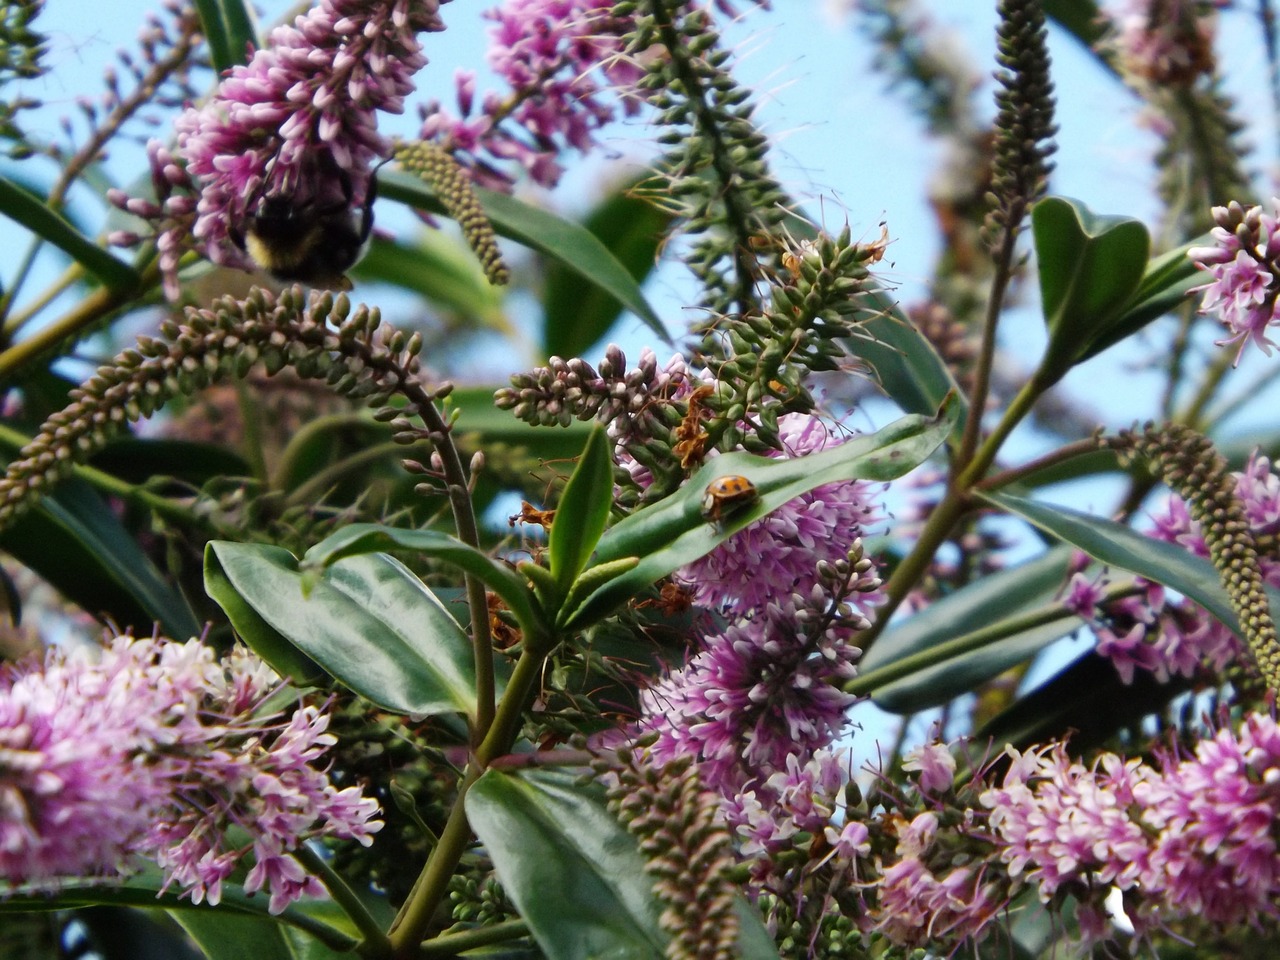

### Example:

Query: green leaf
xmin=857 ymin=547 xmax=1082 ymax=712
xmin=205 ymin=542 xmax=481 ymax=717
xmin=564 ymin=403 xmax=957 ymax=629
xmin=0 ymin=870 xmax=361 ymax=954
xmin=353 ymin=234 xmax=510 ymax=330
xmin=978 ymin=650 xmax=1190 ymax=752
xmin=1043 ymin=0 xmax=1107 ymax=52
xmin=1033 ymin=196 xmax=1150 ymax=379
xmin=300 ymin=524 xmax=542 ymax=641
xmin=0 ymin=177 xmax=139 ymax=292
xmin=378 ymin=171 xmax=668 ymax=344
xmin=980 ymin=491 xmax=1241 ymax=634
xmin=0 ymin=478 xmax=199 ymax=640
xmin=467 ymin=769 xmax=780 ymax=960
xmin=847 ymin=296 xmax=964 ymax=423
xmin=89 ymin=437 xmax=251 ymax=488
xmin=173 ymin=913 xmax=333 ymax=960
xmin=1076 ymin=233 xmax=1210 ymax=362
xmin=191 ymin=0 xmax=257 ymax=73
xmin=549 ymin=426 xmax=613 ymax=591
xmin=541 ymin=182 xmax=673 ymax=358
xmin=204 ymin=543 xmax=327 ymax=685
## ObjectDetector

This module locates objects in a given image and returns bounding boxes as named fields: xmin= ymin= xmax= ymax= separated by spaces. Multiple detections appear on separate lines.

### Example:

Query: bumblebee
xmin=230 ymin=160 xmax=382 ymax=291
xmin=701 ymin=474 xmax=758 ymax=524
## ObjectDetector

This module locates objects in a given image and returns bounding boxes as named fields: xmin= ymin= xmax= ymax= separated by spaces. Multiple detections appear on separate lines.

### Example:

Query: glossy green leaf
xmin=300 ymin=523 xmax=542 ymax=640
xmin=353 ymin=234 xmax=509 ymax=329
xmin=1076 ymin=233 xmax=1209 ymax=362
xmin=204 ymin=543 xmax=327 ymax=685
xmin=857 ymin=547 xmax=1081 ymax=712
xmin=206 ymin=542 xmax=480 ymax=717
xmin=1033 ymin=196 xmax=1150 ymax=379
xmin=0 ymin=177 xmax=139 ymax=292
xmin=0 ymin=477 xmax=199 ymax=640
xmin=847 ymin=296 xmax=964 ymax=423
xmin=191 ymin=0 xmax=257 ymax=73
xmin=378 ymin=171 xmax=668 ymax=343
xmin=541 ymin=182 xmax=673 ymax=358
xmin=564 ymin=403 xmax=957 ymax=629
xmin=549 ymin=426 xmax=613 ymax=591
xmin=981 ymin=491 xmax=1240 ymax=634
xmin=174 ymin=913 xmax=319 ymax=960
xmin=467 ymin=769 xmax=780 ymax=960
xmin=0 ymin=871 xmax=360 ymax=953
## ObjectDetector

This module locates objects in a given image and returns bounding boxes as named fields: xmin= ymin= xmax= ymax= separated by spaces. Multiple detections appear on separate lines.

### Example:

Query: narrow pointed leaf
xmin=467 ymin=769 xmax=780 ymax=960
xmin=206 ymin=541 xmax=480 ymax=717
xmin=300 ymin=523 xmax=541 ymax=638
xmin=0 ymin=478 xmax=200 ymax=640
xmin=378 ymin=172 xmax=668 ymax=342
xmin=549 ymin=425 xmax=613 ymax=590
xmin=0 ymin=177 xmax=139 ymax=292
xmin=0 ymin=870 xmax=361 ymax=953
xmin=847 ymin=295 xmax=964 ymax=423
xmin=192 ymin=0 xmax=256 ymax=73
xmin=858 ymin=547 xmax=1082 ymax=712
xmin=353 ymin=234 xmax=509 ymax=328
xmin=541 ymin=182 xmax=673 ymax=358
xmin=978 ymin=651 xmax=1191 ymax=752
xmin=980 ymin=491 xmax=1240 ymax=634
xmin=564 ymin=403 xmax=957 ymax=629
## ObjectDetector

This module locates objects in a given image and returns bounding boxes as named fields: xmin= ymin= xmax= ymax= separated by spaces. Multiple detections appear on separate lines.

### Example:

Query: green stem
xmin=386 ymin=765 xmax=481 ymax=957
xmin=0 ymin=423 xmax=203 ymax=527
xmin=1177 ymin=342 xmax=1236 ymax=430
xmin=0 ymin=260 xmax=159 ymax=384
xmin=411 ymin=395 xmax=496 ymax=743
xmin=974 ymin=438 xmax=1104 ymax=493
xmin=283 ymin=440 xmax=408 ymax=508
xmin=2 ymin=263 xmax=83 ymax=337
xmin=386 ymin=646 xmax=550 ymax=954
xmin=863 ymin=373 xmax=1052 ymax=655
xmin=292 ymin=844 xmax=392 ymax=957
xmin=419 ymin=919 xmax=529 ymax=956
xmin=957 ymin=227 xmax=1018 ymax=470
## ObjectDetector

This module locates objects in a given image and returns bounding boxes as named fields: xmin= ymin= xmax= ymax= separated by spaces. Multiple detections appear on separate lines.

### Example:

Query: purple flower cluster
xmin=118 ymin=0 xmax=443 ymax=293
xmin=1065 ymin=452 xmax=1280 ymax=683
xmin=420 ymin=0 xmax=644 ymax=189
xmin=1188 ymin=198 xmax=1280 ymax=365
xmin=108 ymin=141 xmax=200 ymax=300
xmin=873 ymin=811 xmax=1004 ymax=948
xmin=721 ymin=750 xmax=847 ymax=860
xmin=618 ymin=364 xmax=885 ymax=880
xmin=980 ymin=713 xmax=1280 ymax=940
xmin=677 ymin=412 xmax=885 ymax=616
xmin=0 ymin=636 xmax=380 ymax=914
xmin=639 ymin=591 xmax=865 ymax=794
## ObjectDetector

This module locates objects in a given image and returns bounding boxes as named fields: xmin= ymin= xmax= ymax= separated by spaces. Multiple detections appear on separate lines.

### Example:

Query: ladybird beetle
xmin=701 ymin=474 xmax=758 ymax=523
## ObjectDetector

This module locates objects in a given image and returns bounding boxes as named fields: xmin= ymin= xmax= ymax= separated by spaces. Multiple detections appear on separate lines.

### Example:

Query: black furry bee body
xmin=230 ymin=161 xmax=382 ymax=291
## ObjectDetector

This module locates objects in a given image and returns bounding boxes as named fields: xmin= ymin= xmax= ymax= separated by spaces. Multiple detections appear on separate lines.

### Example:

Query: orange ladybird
xmin=701 ymin=474 xmax=758 ymax=523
